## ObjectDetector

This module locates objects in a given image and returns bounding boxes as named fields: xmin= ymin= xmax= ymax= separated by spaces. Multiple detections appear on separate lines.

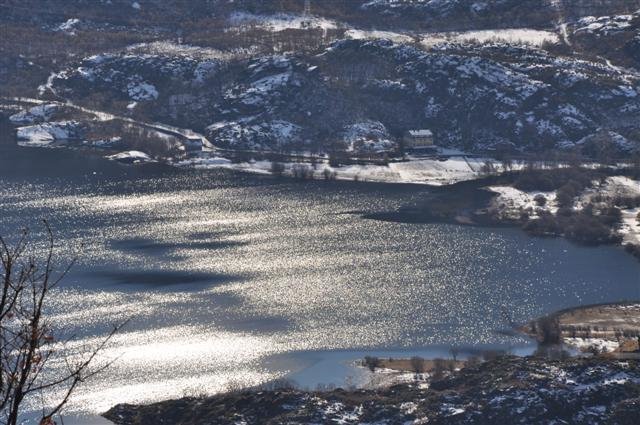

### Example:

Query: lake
xmin=1 ymin=135 xmax=638 ymax=421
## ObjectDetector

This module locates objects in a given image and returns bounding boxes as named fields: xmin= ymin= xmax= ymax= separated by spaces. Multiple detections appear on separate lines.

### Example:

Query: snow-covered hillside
xmin=4 ymin=0 xmax=640 ymax=160
xmin=42 ymin=37 xmax=640 ymax=155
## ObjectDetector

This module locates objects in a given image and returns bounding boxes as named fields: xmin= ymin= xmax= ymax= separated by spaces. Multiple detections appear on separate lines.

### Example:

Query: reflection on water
xmin=97 ymin=270 xmax=240 ymax=287
xmin=0 ymin=140 xmax=639 ymax=419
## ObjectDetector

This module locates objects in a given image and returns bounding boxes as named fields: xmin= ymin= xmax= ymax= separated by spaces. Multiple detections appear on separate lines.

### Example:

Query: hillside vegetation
xmin=3 ymin=0 xmax=640 ymax=157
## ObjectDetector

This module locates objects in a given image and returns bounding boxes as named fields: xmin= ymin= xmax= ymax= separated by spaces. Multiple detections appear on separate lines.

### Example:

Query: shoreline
xmin=102 ymin=355 xmax=640 ymax=425
xmin=4 ymin=126 xmax=640 ymax=262
xmin=101 ymin=301 xmax=640 ymax=423
xmin=523 ymin=301 xmax=640 ymax=356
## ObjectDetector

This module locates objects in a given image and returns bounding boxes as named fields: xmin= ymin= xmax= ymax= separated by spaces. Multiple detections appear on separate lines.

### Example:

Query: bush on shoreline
xmin=491 ymin=166 xmax=637 ymax=249
xmin=625 ymin=243 xmax=640 ymax=260
xmin=522 ymin=207 xmax=622 ymax=245
xmin=513 ymin=168 xmax=599 ymax=193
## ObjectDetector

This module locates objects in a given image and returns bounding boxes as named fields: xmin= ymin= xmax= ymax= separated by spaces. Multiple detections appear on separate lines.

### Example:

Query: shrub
xmin=380 ymin=153 xmax=390 ymax=166
xmin=613 ymin=195 xmax=640 ymax=209
xmin=322 ymin=168 xmax=337 ymax=181
xmin=536 ymin=315 xmax=561 ymax=345
xmin=270 ymin=161 xmax=285 ymax=176
xmin=466 ymin=356 xmax=481 ymax=367
xmin=522 ymin=211 xmax=560 ymax=236
xmin=410 ymin=356 xmax=425 ymax=374
xmin=259 ymin=378 xmax=297 ymax=391
xmin=481 ymin=350 xmax=504 ymax=361
xmin=431 ymin=358 xmax=446 ymax=380
xmin=515 ymin=172 xmax=555 ymax=192
xmin=625 ymin=243 xmax=640 ymax=260
xmin=533 ymin=194 xmax=547 ymax=207
xmin=514 ymin=168 xmax=597 ymax=193
xmin=363 ymin=356 xmax=381 ymax=372
xmin=598 ymin=206 xmax=622 ymax=226
xmin=563 ymin=213 xmax=620 ymax=245
xmin=481 ymin=160 xmax=497 ymax=175
xmin=232 ymin=150 xmax=253 ymax=164
xmin=556 ymin=207 xmax=573 ymax=217
xmin=523 ymin=205 xmax=622 ymax=245
xmin=556 ymin=181 xmax=583 ymax=208
xmin=328 ymin=155 xmax=340 ymax=167
xmin=291 ymin=164 xmax=314 ymax=180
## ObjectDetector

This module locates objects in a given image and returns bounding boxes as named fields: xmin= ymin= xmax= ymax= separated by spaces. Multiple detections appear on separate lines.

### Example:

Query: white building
xmin=404 ymin=129 xmax=434 ymax=149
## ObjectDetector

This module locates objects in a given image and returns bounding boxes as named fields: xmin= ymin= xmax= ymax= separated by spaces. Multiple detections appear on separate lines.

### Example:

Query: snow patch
xmin=126 ymin=42 xmax=253 ymax=61
xmin=228 ymin=12 xmax=339 ymax=32
xmin=488 ymin=186 xmax=558 ymax=220
xmin=341 ymin=121 xmax=396 ymax=153
xmin=56 ymin=18 xmax=80 ymax=34
xmin=107 ymin=150 xmax=154 ymax=164
xmin=9 ymin=104 xmax=58 ymax=125
xmin=346 ymin=29 xmax=415 ymax=44
xmin=127 ymin=79 xmax=158 ymax=101
xmin=16 ymin=121 xmax=80 ymax=147
xmin=573 ymin=14 xmax=633 ymax=36
xmin=564 ymin=337 xmax=621 ymax=353
xmin=207 ymin=120 xmax=302 ymax=151
xmin=422 ymin=28 xmax=558 ymax=47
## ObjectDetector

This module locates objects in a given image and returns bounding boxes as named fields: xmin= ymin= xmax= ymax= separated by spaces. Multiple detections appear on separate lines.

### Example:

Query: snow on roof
xmin=407 ymin=130 xmax=433 ymax=137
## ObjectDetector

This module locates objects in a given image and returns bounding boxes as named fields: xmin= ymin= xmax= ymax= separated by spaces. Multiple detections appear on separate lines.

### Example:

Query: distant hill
xmin=2 ymin=0 xmax=640 ymax=157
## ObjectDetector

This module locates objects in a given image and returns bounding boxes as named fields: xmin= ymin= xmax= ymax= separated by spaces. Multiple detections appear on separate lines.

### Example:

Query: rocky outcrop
xmin=361 ymin=0 xmax=640 ymax=30
xmin=565 ymin=10 xmax=640 ymax=69
xmin=16 ymin=121 xmax=82 ymax=147
xmin=104 ymin=357 xmax=640 ymax=425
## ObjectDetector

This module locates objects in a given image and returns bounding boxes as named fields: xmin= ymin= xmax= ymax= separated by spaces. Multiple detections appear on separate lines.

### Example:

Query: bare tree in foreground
xmin=0 ymin=221 xmax=125 ymax=425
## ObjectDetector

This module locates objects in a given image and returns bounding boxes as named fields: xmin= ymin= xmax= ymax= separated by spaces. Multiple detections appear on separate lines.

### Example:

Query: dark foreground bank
xmin=105 ymin=356 xmax=639 ymax=425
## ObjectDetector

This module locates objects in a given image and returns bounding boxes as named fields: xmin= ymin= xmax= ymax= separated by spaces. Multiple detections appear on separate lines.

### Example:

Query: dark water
xmin=1 ymin=134 xmax=638 ymax=419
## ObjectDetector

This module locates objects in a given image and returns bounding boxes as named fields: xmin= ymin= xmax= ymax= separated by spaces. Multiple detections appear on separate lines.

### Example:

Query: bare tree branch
xmin=1 ymin=223 xmax=127 ymax=425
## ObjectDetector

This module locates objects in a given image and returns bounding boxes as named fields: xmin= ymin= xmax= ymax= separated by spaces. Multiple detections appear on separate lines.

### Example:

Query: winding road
xmin=5 ymin=96 xmax=216 ymax=151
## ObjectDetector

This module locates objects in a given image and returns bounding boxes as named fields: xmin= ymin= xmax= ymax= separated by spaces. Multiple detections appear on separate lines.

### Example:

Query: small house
xmin=404 ymin=129 xmax=434 ymax=149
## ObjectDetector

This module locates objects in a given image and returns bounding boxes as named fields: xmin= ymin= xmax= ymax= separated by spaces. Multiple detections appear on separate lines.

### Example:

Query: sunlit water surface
xmin=0 ymin=142 xmax=638 ymax=421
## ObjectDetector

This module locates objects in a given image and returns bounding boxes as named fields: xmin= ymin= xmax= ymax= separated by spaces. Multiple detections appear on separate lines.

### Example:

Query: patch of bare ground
xmin=363 ymin=356 xmax=466 ymax=374
xmin=524 ymin=302 xmax=640 ymax=356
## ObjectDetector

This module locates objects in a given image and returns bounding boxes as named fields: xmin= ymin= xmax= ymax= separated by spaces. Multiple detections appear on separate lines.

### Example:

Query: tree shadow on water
xmin=97 ymin=270 xmax=243 ymax=290
xmin=109 ymin=237 xmax=246 ymax=256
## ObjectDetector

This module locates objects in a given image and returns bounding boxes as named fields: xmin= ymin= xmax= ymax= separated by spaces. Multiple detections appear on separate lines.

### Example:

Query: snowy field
xmin=421 ymin=29 xmax=559 ymax=47
xmin=345 ymin=29 xmax=415 ymax=44
xmin=176 ymin=155 xmax=501 ymax=186
xmin=488 ymin=186 xmax=558 ymax=220
xmin=125 ymin=41 xmax=258 ymax=61
xmin=224 ymin=11 xmax=559 ymax=47
xmin=228 ymin=11 xmax=340 ymax=32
